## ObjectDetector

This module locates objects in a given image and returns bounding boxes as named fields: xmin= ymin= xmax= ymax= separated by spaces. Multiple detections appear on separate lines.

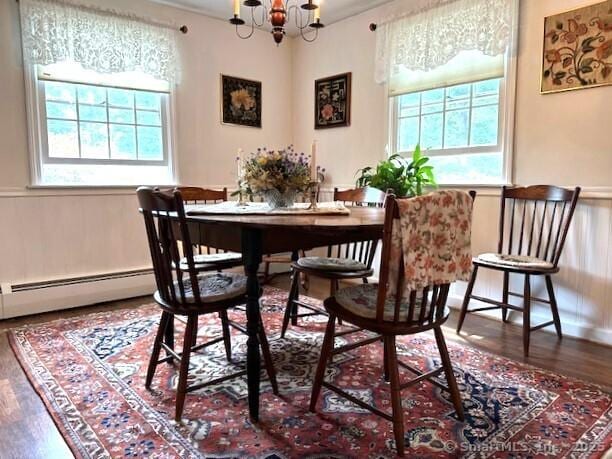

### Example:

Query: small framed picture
xmin=315 ymin=72 xmax=351 ymax=129
xmin=221 ymin=75 xmax=262 ymax=127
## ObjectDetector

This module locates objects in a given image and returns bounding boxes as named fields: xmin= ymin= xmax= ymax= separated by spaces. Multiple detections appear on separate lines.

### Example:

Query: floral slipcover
xmin=388 ymin=190 xmax=473 ymax=296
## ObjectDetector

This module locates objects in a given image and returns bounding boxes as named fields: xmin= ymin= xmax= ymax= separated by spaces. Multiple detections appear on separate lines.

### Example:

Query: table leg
xmin=242 ymin=228 xmax=262 ymax=421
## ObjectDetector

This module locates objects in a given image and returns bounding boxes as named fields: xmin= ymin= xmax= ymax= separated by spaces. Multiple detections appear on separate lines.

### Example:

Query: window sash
xmin=391 ymin=78 xmax=504 ymax=157
xmin=37 ymin=78 xmax=171 ymax=167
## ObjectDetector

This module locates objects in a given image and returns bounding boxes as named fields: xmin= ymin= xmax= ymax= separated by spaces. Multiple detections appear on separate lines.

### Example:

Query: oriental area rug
xmin=9 ymin=287 xmax=612 ymax=458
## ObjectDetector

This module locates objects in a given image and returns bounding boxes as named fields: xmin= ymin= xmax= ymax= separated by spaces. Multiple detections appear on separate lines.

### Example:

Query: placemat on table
xmin=185 ymin=201 xmax=351 ymax=216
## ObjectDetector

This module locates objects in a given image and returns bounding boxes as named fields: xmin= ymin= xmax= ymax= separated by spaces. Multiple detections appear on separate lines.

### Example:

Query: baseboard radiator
xmin=0 ymin=268 xmax=156 ymax=320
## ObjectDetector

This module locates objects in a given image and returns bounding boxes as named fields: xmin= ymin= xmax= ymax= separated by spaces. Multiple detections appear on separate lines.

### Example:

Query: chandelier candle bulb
xmin=229 ymin=0 xmax=323 ymax=43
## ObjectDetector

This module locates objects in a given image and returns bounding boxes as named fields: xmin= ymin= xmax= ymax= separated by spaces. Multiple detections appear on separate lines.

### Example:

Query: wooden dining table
xmin=184 ymin=206 xmax=386 ymax=421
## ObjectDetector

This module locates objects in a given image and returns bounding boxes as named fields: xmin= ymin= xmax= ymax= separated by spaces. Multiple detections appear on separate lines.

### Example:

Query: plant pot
xmin=262 ymin=189 xmax=297 ymax=209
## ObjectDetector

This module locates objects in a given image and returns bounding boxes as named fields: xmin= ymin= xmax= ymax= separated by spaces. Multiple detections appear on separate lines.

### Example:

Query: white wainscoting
xmin=320 ymin=186 xmax=612 ymax=346
xmin=0 ymin=189 xmax=154 ymax=318
xmin=1 ymin=186 xmax=611 ymax=346
xmin=446 ymin=192 xmax=612 ymax=346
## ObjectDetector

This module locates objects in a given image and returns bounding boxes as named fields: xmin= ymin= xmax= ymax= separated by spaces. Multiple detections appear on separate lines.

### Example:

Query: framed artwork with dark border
xmin=221 ymin=75 xmax=262 ymax=127
xmin=315 ymin=72 xmax=351 ymax=129
xmin=541 ymin=0 xmax=612 ymax=94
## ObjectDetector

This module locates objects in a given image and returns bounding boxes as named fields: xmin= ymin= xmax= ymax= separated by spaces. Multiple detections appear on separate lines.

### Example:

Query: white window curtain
xmin=375 ymin=0 xmax=516 ymax=96
xmin=19 ymin=0 xmax=180 ymax=86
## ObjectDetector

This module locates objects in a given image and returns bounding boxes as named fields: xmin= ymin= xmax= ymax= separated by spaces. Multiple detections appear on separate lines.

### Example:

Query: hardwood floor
xmin=0 ymin=275 xmax=610 ymax=458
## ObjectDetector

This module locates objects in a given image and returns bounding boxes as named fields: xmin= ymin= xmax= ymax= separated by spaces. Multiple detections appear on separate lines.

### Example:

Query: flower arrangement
xmin=237 ymin=146 xmax=320 ymax=208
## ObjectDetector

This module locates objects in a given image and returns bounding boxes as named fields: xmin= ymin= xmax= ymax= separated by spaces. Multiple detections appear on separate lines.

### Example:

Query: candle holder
xmin=307 ymin=180 xmax=320 ymax=211
xmin=236 ymin=180 xmax=248 ymax=207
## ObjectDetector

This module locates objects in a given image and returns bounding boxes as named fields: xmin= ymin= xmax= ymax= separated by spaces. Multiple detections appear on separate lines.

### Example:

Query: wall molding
xmin=0 ymin=186 xmax=141 ymax=198
xmin=2 ymin=185 xmax=611 ymax=200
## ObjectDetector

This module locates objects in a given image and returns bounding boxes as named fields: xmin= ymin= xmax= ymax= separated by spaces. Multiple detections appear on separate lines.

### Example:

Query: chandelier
xmin=230 ymin=0 xmax=325 ymax=45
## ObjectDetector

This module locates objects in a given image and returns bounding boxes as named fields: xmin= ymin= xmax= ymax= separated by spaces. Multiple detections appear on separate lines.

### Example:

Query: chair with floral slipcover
xmin=309 ymin=190 xmax=474 ymax=456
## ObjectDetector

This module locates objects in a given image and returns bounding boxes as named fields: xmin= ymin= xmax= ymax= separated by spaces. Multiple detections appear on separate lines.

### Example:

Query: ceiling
xmin=150 ymin=0 xmax=395 ymax=35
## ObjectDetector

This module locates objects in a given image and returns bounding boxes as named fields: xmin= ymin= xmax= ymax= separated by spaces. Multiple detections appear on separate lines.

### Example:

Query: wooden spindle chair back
xmin=329 ymin=186 xmax=387 ymax=269
xmin=310 ymin=192 xmax=472 ymax=455
xmin=178 ymin=186 xmax=227 ymax=204
xmin=137 ymin=187 xmax=204 ymax=309
xmin=139 ymin=187 xmax=279 ymax=422
xmin=498 ymin=185 xmax=580 ymax=267
xmin=177 ymin=186 xmax=230 ymax=256
xmin=375 ymin=195 xmax=451 ymax=328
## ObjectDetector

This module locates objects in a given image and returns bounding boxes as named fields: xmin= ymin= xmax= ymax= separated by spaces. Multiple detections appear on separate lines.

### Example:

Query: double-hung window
xmin=28 ymin=66 xmax=175 ymax=186
xmin=380 ymin=0 xmax=519 ymax=185
xmin=19 ymin=0 xmax=179 ymax=187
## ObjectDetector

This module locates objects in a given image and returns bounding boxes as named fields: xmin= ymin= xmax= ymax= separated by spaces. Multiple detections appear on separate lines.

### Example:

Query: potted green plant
xmin=355 ymin=145 xmax=436 ymax=197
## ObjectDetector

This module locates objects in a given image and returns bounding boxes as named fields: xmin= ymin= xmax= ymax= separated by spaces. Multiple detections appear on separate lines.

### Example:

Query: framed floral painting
xmin=541 ymin=0 xmax=612 ymax=94
xmin=315 ymin=72 xmax=351 ymax=129
xmin=221 ymin=75 xmax=262 ymax=127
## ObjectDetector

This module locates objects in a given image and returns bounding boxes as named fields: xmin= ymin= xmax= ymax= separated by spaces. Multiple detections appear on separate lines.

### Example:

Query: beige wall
xmin=0 ymin=0 xmax=294 ymax=189
xmin=0 ymin=0 xmax=293 ymax=284
xmin=292 ymin=0 xmax=612 ymax=187
xmin=514 ymin=0 xmax=611 ymax=186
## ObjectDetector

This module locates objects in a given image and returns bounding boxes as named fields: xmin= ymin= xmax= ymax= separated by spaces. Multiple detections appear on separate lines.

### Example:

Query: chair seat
xmin=476 ymin=253 xmax=554 ymax=269
xmin=334 ymin=284 xmax=424 ymax=322
xmin=297 ymin=256 xmax=368 ymax=272
xmin=174 ymin=272 xmax=246 ymax=303
xmin=179 ymin=252 xmax=242 ymax=270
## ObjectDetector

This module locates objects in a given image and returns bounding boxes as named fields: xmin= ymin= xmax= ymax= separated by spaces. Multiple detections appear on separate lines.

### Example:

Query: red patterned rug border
xmin=8 ymin=330 xmax=87 ymax=459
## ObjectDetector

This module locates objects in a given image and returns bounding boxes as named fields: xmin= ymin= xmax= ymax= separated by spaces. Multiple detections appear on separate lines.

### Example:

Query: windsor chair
xmin=176 ymin=187 xmax=242 ymax=271
xmin=456 ymin=185 xmax=581 ymax=356
xmin=137 ymin=187 xmax=278 ymax=422
xmin=280 ymin=186 xmax=386 ymax=338
xmin=309 ymin=192 xmax=472 ymax=456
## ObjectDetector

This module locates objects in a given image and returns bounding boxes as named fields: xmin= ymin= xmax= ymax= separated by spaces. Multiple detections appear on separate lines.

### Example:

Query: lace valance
xmin=375 ymin=0 xmax=516 ymax=88
xmin=19 ymin=0 xmax=180 ymax=85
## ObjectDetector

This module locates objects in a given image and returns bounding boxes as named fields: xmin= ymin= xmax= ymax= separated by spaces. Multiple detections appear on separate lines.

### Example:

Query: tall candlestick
xmin=234 ymin=0 xmax=240 ymax=17
xmin=311 ymin=141 xmax=317 ymax=181
xmin=237 ymin=148 xmax=243 ymax=179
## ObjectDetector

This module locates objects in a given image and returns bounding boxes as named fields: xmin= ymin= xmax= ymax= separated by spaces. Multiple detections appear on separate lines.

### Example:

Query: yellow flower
xmin=231 ymin=88 xmax=256 ymax=110
xmin=257 ymin=157 xmax=267 ymax=165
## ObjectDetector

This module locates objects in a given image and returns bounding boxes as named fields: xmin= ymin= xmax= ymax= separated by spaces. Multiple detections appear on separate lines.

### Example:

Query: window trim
xmin=24 ymin=64 xmax=178 ymax=187
xmin=387 ymin=1 xmax=519 ymax=186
